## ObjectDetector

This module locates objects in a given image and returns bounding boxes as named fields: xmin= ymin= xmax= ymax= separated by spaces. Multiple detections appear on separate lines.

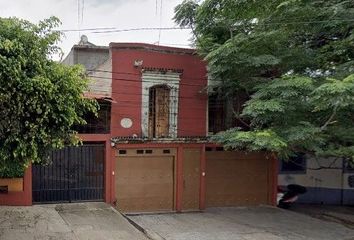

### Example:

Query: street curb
xmin=125 ymin=217 xmax=166 ymax=240
xmin=143 ymin=229 xmax=166 ymax=240
xmin=115 ymin=209 xmax=166 ymax=240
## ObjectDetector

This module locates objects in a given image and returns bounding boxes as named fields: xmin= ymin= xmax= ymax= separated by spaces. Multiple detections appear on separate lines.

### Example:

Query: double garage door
xmin=115 ymin=148 xmax=273 ymax=213
xmin=115 ymin=148 xmax=201 ymax=213
xmin=32 ymin=144 xmax=105 ymax=203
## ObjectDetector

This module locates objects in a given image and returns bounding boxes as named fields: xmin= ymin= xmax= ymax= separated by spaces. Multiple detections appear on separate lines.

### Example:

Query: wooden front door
xmin=155 ymin=87 xmax=170 ymax=137
xmin=149 ymin=86 xmax=170 ymax=138
xmin=182 ymin=148 xmax=200 ymax=210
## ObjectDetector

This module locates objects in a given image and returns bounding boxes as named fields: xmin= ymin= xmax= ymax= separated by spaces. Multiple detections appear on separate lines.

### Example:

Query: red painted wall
xmin=110 ymin=43 xmax=208 ymax=137
xmin=0 ymin=43 xmax=208 ymax=206
xmin=0 ymin=166 xmax=32 ymax=206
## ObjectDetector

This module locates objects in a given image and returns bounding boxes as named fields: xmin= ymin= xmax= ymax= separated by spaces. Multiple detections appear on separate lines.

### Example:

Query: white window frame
xmin=141 ymin=71 xmax=181 ymax=138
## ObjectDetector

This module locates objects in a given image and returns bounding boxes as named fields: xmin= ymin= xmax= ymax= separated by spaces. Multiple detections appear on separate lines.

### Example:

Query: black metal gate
xmin=32 ymin=144 xmax=104 ymax=203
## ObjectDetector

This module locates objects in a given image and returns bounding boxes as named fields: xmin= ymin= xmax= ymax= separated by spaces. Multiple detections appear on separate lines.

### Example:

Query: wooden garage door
xmin=206 ymin=151 xmax=271 ymax=207
xmin=182 ymin=148 xmax=200 ymax=210
xmin=115 ymin=154 xmax=175 ymax=213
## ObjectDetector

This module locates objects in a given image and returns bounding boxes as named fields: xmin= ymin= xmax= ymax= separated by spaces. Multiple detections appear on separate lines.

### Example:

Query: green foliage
xmin=213 ymin=128 xmax=287 ymax=153
xmin=175 ymin=0 xmax=354 ymax=160
xmin=174 ymin=0 xmax=199 ymax=28
xmin=0 ymin=17 xmax=97 ymax=177
xmin=215 ymin=74 xmax=354 ymax=160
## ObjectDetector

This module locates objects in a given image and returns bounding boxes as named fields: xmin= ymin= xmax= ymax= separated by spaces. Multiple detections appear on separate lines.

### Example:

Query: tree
xmin=174 ymin=0 xmax=354 ymax=161
xmin=0 ymin=17 xmax=97 ymax=177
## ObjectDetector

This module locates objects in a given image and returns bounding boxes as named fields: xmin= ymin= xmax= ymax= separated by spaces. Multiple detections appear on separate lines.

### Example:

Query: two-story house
xmin=1 ymin=37 xmax=277 ymax=211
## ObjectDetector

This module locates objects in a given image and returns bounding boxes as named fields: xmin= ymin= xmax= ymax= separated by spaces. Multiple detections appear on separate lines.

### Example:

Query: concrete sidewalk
xmin=128 ymin=206 xmax=354 ymax=240
xmin=0 ymin=202 xmax=147 ymax=240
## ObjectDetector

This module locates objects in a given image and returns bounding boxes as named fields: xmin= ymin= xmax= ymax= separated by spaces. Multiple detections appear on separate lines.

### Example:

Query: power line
xmin=155 ymin=0 xmax=158 ymax=16
xmin=158 ymin=0 xmax=163 ymax=45
xmin=87 ymin=69 xmax=207 ymax=82
xmin=109 ymin=89 xmax=208 ymax=101
xmin=81 ymin=0 xmax=85 ymax=26
xmin=58 ymin=18 xmax=354 ymax=34
xmin=87 ymin=101 xmax=232 ymax=118
xmin=109 ymin=104 xmax=223 ymax=111
xmin=85 ymin=97 xmax=224 ymax=116
xmin=261 ymin=18 xmax=354 ymax=26
xmin=109 ymin=104 xmax=211 ymax=110
xmin=110 ymin=99 xmax=207 ymax=107
xmin=86 ymin=69 xmax=225 ymax=85
xmin=86 ymin=74 xmax=209 ymax=88
xmin=60 ymin=27 xmax=117 ymax=32
xmin=88 ymin=90 xmax=226 ymax=110
xmin=86 ymin=69 xmax=206 ymax=81
xmin=59 ymin=27 xmax=191 ymax=33
xmin=108 ymin=126 xmax=209 ymax=134
xmin=91 ymin=27 xmax=190 ymax=34
xmin=85 ymin=74 xmax=227 ymax=96
xmin=109 ymin=104 xmax=209 ymax=113
xmin=93 ymin=91 xmax=226 ymax=109
xmin=158 ymin=43 xmax=192 ymax=47
xmin=77 ymin=0 xmax=80 ymax=37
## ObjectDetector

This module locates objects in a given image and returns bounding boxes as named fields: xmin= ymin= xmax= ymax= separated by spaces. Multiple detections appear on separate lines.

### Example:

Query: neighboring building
xmin=207 ymin=85 xmax=354 ymax=206
xmin=62 ymin=35 xmax=112 ymax=99
xmin=31 ymin=37 xmax=113 ymax=204
xmin=62 ymin=35 xmax=109 ymax=72
xmin=0 ymin=37 xmax=277 ymax=212
xmin=278 ymin=156 xmax=354 ymax=205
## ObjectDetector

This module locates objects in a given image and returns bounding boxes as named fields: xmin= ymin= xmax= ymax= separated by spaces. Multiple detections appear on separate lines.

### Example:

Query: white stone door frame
xmin=141 ymin=71 xmax=181 ymax=138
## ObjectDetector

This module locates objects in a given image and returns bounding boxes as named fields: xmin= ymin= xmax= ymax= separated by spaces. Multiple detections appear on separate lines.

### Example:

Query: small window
xmin=205 ymin=147 xmax=213 ymax=152
xmin=0 ymin=186 xmax=8 ymax=194
xmin=216 ymin=147 xmax=224 ymax=151
xmin=73 ymin=100 xmax=111 ymax=134
xmin=145 ymin=150 xmax=153 ymax=154
xmin=163 ymin=149 xmax=170 ymax=154
xmin=280 ymin=153 xmax=306 ymax=174
xmin=119 ymin=150 xmax=127 ymax=155
xmin=137 ymin=150 xmax=144 ymax=154
xmin=344 ymin=159 xmax=354 ymax=173
xmin=348 ymin=175 xmax=354 ymax=188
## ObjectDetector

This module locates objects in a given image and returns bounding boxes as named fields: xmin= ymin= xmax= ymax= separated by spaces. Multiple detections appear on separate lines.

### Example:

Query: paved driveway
xmin=0 ymin=202 xmax=147 ymax=240
xmin=128 ymin=206 xmax=354 ymax=240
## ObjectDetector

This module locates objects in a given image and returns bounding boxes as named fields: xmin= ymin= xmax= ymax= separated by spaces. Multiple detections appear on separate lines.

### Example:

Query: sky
xmin=0 ymin=0 xmax=193 ymax=60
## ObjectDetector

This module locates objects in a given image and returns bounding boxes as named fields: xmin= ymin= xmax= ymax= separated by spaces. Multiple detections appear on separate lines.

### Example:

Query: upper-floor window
xmin=148 ymin=85 xmax=170 ymax=138
xmin=141 ymin=70 xmax=180 ymax=138
xmin=344 ymin=159 xmax=354 ymax=173
xmin=74 ymin=100 xmax=111 ymax=134
xmin=208 ymin=91 xmax=250 ymax=135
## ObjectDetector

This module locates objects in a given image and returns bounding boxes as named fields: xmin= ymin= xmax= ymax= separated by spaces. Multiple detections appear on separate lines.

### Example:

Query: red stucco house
xmin=0 ymin=39 xmax=277 ymax=212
